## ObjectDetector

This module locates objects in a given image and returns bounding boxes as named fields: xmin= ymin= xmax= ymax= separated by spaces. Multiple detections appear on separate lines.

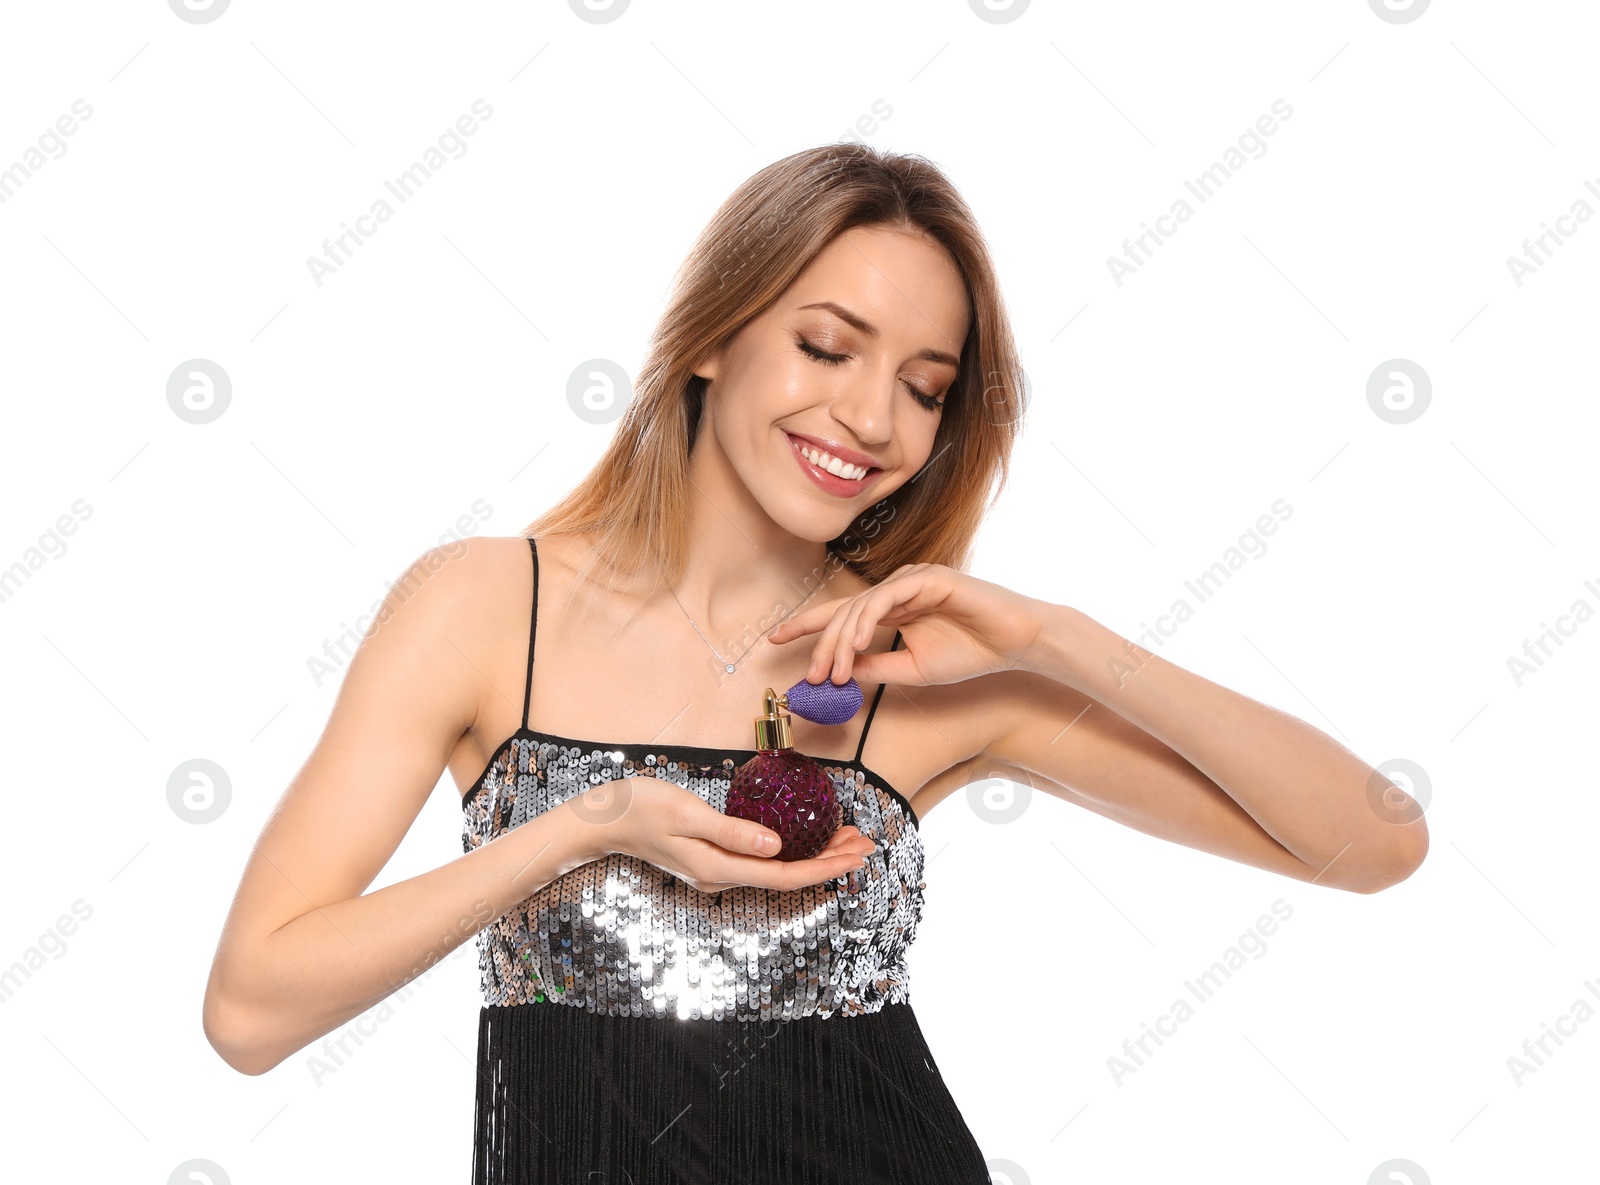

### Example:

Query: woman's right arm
xmin=200 ymin=539 xmax=593 ymax=1076
xmin=202 ymin=537 xmax=878 ymax=1076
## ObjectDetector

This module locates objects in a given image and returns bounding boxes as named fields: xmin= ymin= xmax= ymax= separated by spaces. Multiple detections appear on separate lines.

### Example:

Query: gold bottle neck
xmin=752 ymin=687 xmax=794 ymax=750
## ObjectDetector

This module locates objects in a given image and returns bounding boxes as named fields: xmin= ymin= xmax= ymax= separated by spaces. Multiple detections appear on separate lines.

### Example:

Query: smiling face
xmin=691 ymin=222 xmax=972 ymax=543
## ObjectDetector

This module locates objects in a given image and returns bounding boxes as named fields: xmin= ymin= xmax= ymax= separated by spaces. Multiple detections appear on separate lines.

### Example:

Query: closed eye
xmin=794 ymin=335 xmax=945 ymax=412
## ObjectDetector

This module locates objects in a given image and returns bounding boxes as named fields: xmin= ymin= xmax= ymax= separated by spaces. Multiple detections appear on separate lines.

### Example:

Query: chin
xmin=750 ymin=494 xmax=850 ymax=546
xmin=779 ymin=513 xmax=849 ymax=546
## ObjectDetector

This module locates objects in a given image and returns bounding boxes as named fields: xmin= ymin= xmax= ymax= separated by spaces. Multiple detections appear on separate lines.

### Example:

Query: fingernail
xmin=757 ymin=834 xmax=780 ymax=854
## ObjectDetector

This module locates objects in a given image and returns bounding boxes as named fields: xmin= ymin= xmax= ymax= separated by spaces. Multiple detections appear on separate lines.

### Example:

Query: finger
xmin=848 ymin=602 xmax=875 ymax=650
xmin=756 ymin=847 xmax=871 ymax=892
xmin=838 ymin=644 xmax=921 ymax=688
xmin=832 ymin=598 xmax=875 ymax=684
xmin=805 ymin=600 xmax=859 ymax=683
xmin=825 ymin=601 xmax=859 ymax=684
xmin=691 ymin=801 xmax=872 ymax=865
xmin=821 ymin=825 xmax=875 ymax=858
xmin=767 ymin=595 xmax=854 ymax=644
xmin=684 ymin=792 xmax=851 ymax=861
xmin=758 ymin=826 xmax=883 ymax=885
xmin=672 ymin=811 xmax=873 ymax=888
xmin=832 ymin=578 xmax=917 ymax=683
xmin=831 ymin=577 xmax=923 ymax=681
xmin=689 ymin=800 xmax=786 ymax=856
xmin=821 ymin=824 xmax=859 ymax=850
xmin=687 ymin=840 xmax=862 ymax=891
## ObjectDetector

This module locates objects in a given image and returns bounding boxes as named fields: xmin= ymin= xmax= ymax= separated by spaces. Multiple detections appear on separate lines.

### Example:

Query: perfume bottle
xmin=724 ymin=677 xmax=863 ymax=862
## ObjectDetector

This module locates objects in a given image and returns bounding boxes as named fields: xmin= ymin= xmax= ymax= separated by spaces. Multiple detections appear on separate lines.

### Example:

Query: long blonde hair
xmin=522 ymin=143 xmax=1025 ymax=613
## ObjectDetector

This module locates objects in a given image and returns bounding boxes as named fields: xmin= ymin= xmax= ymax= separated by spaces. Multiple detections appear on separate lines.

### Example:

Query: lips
xmin=784 ymin=430 xmax=881 ymax=473
xmin=784 ymin=431 xmax=883 ymax=498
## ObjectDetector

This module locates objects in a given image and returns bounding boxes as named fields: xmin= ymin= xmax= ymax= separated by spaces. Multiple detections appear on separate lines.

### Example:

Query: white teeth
xmin=798 ymin=444 xmax=868 ymax=481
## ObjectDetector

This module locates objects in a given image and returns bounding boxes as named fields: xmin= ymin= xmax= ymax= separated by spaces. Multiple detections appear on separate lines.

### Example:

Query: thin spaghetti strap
xmin=852 ymin=629 xmax=903 ymax=766
xmin=521 ymin=537 xmax=540 ymax=731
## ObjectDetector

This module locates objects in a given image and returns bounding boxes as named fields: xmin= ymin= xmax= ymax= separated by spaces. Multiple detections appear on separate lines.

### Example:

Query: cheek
xmin=775 ymin=354 xmax=819 ymax=400
xmin=732 ymin=347 xmax=811 ymax=402
xmin=900 ymin=402 xmax=940 ymax=441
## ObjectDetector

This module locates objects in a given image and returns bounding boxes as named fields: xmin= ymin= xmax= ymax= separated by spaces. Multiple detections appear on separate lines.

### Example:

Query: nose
xmin=827 ymin=368 xmax=895 ymax=450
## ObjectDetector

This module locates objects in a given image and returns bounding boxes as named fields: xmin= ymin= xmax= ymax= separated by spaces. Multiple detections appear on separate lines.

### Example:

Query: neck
xmin=668 ymin=429 xmax=849 ymax=653
xmin=673 ymin=532 xmax=838 ymax=648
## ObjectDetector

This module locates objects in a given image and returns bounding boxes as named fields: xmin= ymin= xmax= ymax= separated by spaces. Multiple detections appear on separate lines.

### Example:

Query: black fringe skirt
xmin=470 ymin=1000 xmax=989 ymax=1184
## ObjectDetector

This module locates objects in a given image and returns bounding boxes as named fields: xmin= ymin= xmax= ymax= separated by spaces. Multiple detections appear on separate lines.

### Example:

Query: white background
xmin=1 ymin=1 xmax=1594 ymax=1182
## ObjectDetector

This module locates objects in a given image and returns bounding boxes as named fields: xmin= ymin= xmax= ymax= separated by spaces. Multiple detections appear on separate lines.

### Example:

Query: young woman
xmin=202 ymin=144 xmax=1428 ymax=1183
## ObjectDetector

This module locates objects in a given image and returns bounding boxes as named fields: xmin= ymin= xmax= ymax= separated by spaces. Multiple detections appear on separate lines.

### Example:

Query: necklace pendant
xmin=725 ymin=663 xmax=736 ymax=673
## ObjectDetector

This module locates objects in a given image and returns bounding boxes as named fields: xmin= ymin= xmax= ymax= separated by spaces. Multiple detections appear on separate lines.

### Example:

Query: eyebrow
xmin=797 ymin=301 xmax=961 ymax=368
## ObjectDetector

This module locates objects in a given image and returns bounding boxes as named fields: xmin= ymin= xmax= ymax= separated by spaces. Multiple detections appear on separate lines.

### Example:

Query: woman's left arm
xmin=1013 ymin=601 xmax=1429 ymax=893
xmin=769 ymin=564 xmax=1429 ymax=895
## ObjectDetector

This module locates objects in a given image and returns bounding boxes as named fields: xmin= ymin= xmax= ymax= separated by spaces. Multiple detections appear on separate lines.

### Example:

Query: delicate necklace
xmin=670 ymin=562 xmax=829 ymax=674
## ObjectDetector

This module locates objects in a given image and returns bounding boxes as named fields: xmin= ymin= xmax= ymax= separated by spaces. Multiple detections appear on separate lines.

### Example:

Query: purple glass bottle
xmin=725 ymin=686 xmax=842 ymax=861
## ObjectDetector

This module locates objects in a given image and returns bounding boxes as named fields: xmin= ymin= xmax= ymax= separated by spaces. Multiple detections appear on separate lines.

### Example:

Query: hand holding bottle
xmin=559 ymin=776 xmax=875 ymax=895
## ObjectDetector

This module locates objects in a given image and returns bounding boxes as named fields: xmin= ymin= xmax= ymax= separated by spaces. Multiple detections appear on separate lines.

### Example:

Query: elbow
xmin=1338 ymin=823 xmax=1430 ymax=895
xmin=202 ymin=989 xmax=283 ymax=1077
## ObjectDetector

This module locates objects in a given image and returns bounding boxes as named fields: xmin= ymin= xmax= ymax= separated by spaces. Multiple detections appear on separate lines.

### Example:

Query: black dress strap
xmin=852 ymin=629 xmax=903 ymax=766
xmin=521 ymin=537 xmax=540 ymax=731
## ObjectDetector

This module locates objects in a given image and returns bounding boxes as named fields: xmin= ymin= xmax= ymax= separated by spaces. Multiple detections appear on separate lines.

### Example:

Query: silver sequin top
xmin=461 ymin=729 xmax=926 ymax=1022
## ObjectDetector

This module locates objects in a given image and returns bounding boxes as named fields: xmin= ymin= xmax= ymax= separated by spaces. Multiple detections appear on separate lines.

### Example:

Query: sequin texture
xmin=461 ymin=732 xmax=926 ymax=1021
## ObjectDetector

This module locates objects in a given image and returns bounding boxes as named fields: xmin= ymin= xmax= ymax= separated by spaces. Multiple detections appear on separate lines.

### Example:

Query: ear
xmin=691 ymin=345 xmax=722 ymax=381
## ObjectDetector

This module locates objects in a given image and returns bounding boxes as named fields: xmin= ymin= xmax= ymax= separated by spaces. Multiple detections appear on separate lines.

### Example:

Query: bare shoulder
xmin=379 ymin=535 xmax=531 ymax=658
xmin=411 ymin=532 xmax=598 ymax=617
xmin=434 ymin=532 xmax=618 ymax=794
